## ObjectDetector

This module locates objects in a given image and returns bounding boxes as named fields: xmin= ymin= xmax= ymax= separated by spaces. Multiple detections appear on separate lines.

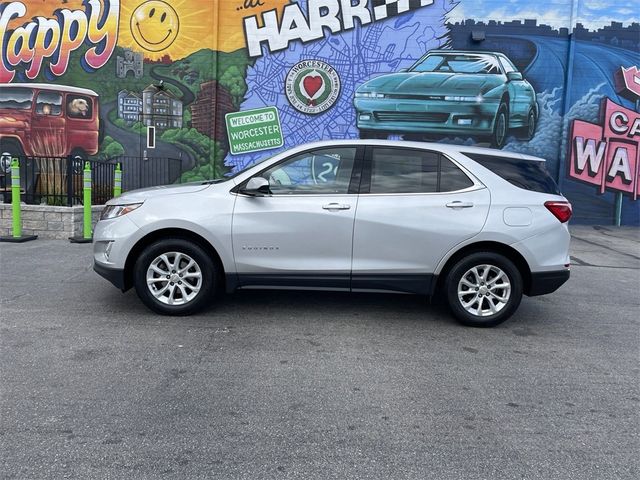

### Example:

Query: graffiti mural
xmin=569 ymin=98 xmax=639 ymax=198
xmin=0 ymin=0 xmax=638 ymax=224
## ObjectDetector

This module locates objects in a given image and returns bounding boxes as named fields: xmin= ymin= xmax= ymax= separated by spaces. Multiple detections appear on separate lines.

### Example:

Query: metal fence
xmin=114 ymin=156 xmax=183 ymax=192
xmin=0 ymin=155 xmax=182 ymax=206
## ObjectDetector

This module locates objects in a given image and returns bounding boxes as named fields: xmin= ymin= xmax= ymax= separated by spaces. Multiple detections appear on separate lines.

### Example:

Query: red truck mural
xmin=0 ymin=83 xmax=101 ymax=160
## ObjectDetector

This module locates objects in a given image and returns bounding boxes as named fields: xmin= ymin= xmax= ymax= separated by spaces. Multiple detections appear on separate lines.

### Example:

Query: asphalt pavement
xmin=1 ymin=226 xmax=638 ymax=479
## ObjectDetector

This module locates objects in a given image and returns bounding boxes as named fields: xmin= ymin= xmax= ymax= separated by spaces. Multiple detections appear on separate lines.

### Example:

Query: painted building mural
xmin=0 ymin=0 xmax=638 ymax=224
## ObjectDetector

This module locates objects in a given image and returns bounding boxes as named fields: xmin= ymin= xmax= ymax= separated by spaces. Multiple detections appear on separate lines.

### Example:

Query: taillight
xmin=545 ymin=201 xmax=572 ymax=223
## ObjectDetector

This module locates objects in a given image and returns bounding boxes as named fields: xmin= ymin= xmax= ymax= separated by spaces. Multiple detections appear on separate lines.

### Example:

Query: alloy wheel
xmin=457 ymin=264 xmax=511 ymax=317
xmin=146 ymin=252 xmax=203 ymax=306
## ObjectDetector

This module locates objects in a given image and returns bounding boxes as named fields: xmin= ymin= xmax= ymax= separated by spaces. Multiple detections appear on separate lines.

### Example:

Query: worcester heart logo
xmin=285 ymin=60 xmax=341 ymax=115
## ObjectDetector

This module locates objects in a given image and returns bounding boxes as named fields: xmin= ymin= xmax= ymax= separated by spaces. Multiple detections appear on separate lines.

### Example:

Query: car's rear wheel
xmin=517 ymin=107 xmax=537 ymax=140
xmin=134 ymin=239 xmax=217 ymax=315
xmin=445 ymin=252 xmax=523 ymax=327
xmin=490 ymin=102 xmax=509 ymax=148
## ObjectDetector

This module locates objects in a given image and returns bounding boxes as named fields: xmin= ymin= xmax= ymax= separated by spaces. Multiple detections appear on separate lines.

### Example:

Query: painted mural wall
xmin=0 ymin=0 xmax=638 ymax=224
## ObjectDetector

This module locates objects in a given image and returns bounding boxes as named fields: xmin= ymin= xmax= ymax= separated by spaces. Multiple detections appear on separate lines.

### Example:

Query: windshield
xmin=203 ymin=153 xmax=278 ymax=184
xmin=411 ymin=54 xmax=502 ymax=74
xmin=0 ymin=87 xmax=34 ymax=110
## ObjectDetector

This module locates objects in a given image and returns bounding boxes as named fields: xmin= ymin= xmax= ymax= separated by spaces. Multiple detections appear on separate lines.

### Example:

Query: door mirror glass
xmin=506 ymin=71 xmax=523 ymax=82
xmin=242 ymin=177 xmax=271 ymax=196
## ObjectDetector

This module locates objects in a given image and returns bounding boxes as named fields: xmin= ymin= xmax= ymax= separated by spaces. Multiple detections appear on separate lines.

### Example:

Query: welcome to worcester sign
xmin=569 ymin=98 xmax=640 ymax=200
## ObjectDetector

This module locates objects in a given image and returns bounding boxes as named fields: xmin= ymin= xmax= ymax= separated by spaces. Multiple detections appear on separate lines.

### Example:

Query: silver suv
xmin=93 ymin=140 xmax=571 ymax=327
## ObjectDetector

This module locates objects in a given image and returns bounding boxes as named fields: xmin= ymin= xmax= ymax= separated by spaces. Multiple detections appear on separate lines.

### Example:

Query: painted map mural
xmin=0 ymin=0 xmax=639 ymax=224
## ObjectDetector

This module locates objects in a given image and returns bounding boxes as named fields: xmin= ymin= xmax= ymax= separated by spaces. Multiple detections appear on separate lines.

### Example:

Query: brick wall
xmin=0 ymin=204 xmax=104 ymax=240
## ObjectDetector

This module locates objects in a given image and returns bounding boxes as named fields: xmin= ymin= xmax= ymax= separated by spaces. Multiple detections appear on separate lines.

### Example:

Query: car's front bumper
xmin=354 ymin=97 xmax=499 ymax=135
xmin=92 ymin=214 xmax=143 ymax=291
xmin=93 ymin=261 xmax=127 ymax=291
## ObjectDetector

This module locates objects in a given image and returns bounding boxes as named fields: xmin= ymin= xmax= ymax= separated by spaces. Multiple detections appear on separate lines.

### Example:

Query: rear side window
xmin=463 ymin=152 xmax=560 ymax=195
xmin=440 ymin=157 xmax=475 ymax=192
xmin=368 ymin=147 xmax=474 ymax=194
xmin=370 ymin=148 xmax=439 ymax=193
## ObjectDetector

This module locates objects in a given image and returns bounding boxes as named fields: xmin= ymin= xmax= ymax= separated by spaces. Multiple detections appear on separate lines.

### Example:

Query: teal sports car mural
xmin=354 ymin=50 xmax=538 ymax=148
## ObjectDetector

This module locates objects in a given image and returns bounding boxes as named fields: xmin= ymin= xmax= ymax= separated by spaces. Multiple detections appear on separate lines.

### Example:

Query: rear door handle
xmin=446 ymin=201 xmax=474 ymax=209
xmin=322 ymin=203 xmax=351 ymax=211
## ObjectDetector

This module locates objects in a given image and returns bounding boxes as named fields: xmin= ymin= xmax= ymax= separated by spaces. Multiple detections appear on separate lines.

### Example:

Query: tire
xmin=490 ymin=102 xmax=509 ymax=149
xmin=133 ymin=238 xmax=217 ymax=316
xmin=0 ymin=141 xmax=37 ymax=203
xmin=517 ymin=107 xmax=537 ymax=140
xmin=445 ymin=252 xmax=523 ymax=327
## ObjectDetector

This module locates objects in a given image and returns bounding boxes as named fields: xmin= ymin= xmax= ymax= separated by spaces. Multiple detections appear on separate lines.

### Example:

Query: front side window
xmin=66 ymin=94 xmax=93 ymax=119
xmin=260 ymin=147 xmax=356 ymax=195
xmin=35 ymin=91 xmax=62 ymax=116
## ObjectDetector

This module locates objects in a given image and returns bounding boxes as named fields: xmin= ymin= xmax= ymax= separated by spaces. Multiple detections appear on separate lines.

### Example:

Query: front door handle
xmin=322 ymin=203 xmax=351 ymax=211
xmin=446 ymin=201 xmax=474 ymax=209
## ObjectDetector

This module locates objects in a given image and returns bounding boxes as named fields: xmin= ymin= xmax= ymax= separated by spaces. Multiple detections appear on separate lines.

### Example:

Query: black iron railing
xmin=0 ymin=155 xmax=182 ymax=206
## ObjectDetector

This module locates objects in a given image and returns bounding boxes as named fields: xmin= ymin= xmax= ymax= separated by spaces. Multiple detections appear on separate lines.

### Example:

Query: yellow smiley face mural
xmin=116 ymin=0 xmax=289 ymax=60
xmin=130 ymin=0 xmax=179 ymax=52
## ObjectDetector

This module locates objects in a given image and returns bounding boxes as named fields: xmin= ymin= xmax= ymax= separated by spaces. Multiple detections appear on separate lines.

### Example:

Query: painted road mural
xmin=0 ymin=0 xmax=639 ymax=224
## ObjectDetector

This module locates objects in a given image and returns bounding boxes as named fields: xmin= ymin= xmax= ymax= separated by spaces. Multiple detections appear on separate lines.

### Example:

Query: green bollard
xmin=614 ymin=192 xmax=623 ymax=227
xmin=114 ymin=163 xmax=122 ymax=198
xmin=70 ymin=161 xmax=93 ymax=243
xmin=83 ymin=162 xmax=92 ymax=239
xmin=0 ymin=158 xmax=37 ymax=243
xmin=10 ymin=159 xmax=20 ymax=237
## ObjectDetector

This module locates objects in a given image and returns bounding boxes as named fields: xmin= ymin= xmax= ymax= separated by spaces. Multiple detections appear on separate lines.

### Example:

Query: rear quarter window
xmin=463 ymin=152 xmax=560 ymax=195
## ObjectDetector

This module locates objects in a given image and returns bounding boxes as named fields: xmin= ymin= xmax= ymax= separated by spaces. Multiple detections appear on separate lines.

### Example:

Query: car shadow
xmin=109 ymin=288 xmax=457 ymax=328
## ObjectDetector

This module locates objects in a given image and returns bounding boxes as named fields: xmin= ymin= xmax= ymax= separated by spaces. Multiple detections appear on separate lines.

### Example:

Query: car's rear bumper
xmin=527 ymin=269 xmax=570 ymax=296
xmin=94 ymin=261 xmax=126 ymax=291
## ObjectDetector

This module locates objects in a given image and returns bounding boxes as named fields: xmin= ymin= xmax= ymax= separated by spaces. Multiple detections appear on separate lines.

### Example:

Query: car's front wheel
xmin=445 ymin=252 xmax=523 ymax=327
xmin=134 ymin=239 xmax=217 ymax=315
xmin=490 ymin=102 xmax=509 ymax=148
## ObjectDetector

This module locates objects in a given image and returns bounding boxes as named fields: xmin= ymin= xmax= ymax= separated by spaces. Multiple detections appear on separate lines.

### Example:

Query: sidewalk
xmin=569 ymin=226 xmax=640 ymax=269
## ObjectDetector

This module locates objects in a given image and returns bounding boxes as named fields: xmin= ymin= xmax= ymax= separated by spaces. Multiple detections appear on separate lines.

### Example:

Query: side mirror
xmin=507 ymin=71 xmax=523 ymax=82
xmin=241 ymin=177 xmax=271 ymax=196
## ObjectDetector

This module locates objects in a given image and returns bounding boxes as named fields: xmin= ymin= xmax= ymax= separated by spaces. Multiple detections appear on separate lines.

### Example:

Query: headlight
xmin=355 ymin=92 xmax=385 ymax=99
xmin=100 ymin=203 xmax=142 ymax=220
xmin=444 ymin=95 xmax=483 ymax=102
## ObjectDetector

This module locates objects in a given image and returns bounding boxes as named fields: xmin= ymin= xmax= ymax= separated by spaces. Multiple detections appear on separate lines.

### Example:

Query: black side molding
xmin=232 ymin=273 xmax=436 ymax=295
xmin=351 ymin=274 xmax=436 ymax=295
xmin=527 ymin=270 xmax=570 ymax=296
xmin=236 ymin=273 xmax=350 ymax=290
